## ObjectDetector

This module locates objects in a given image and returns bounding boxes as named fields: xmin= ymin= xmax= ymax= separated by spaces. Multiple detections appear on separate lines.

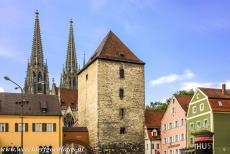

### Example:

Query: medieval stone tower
xmin=24 ymin=10 xmax=49 ymax=94
xmin=78 ymin=31 xmax=145 ymax=153
xmin=60 ymin=19 xmax=78 ymax=89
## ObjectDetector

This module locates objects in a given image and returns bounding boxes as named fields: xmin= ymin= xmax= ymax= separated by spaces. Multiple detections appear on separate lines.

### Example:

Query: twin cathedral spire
xmin=24 ymin=11 xmax=79 ymax=94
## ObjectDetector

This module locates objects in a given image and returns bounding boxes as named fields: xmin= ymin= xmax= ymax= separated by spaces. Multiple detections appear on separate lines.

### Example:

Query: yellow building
xmin=0 ymin=93 xmax=62 ymax=154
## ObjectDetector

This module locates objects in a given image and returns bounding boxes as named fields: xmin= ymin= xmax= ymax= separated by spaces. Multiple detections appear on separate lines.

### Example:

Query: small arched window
xmin=119 ymin=88 xmax=124 ymax=99
xmin=119 ymin=68 xmax=124 ymax=79
xmin=64 ymin=114 xmax=74 ymax=127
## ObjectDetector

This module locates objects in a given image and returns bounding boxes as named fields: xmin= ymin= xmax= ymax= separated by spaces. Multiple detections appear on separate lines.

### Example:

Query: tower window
xmin=119 ymin=88 xmax=124 ymax=99
xmin=119 ymin=68 xmax=124 ymax=79
xmin=119 ymin=108 xmax=125 ymax=119
xmin=120 ymin=127 xmax=126 ymax=134
xmin=86 ymin=74 xmax=88 ymax=80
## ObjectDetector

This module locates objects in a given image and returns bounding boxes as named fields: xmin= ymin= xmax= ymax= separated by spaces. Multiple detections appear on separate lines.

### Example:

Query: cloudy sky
xmin=0 ymin=0 xmax=230 ymax=104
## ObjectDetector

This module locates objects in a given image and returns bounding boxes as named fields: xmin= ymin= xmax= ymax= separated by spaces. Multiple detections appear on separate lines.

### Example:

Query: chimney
xmin=222 ymin=84 xmax=226 ymax=95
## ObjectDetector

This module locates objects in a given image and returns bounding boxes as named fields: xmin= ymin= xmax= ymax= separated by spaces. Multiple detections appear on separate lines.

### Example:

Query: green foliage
xmin=146 ymin=89 xmax=194 ymax=110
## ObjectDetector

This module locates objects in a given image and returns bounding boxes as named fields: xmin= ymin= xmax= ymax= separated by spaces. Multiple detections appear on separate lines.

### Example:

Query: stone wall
xmin=78 ymin=60 xmax=99 ymax=147
xmin=97 ymin=59 xmax=145 ymax=153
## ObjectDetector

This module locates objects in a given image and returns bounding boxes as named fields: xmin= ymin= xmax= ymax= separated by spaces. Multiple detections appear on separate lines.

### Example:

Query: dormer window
xmin=119 ymin=53 xmax=125 ymax=57
xmin=218 ymin=101 xmax=223 ymax=106
xmin=40 ymin=101 xmax=48 ymax=113
xmin=152 ymin=129 xmax=158 ymax=137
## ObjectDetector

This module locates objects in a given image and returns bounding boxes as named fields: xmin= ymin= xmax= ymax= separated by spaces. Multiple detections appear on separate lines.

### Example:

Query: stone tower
xmin=24 ymin=11 xmax=49 ymax=94
xmin=60 ymin=19 xmax=78 ymax=89
xmin=78 ymin=31 xmax=145 ymax=153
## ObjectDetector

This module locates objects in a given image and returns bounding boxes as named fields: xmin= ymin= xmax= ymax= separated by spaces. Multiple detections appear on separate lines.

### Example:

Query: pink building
xmin=145 ymin=110 xmax=165 ymax=154
xmin=161 ymin=95 xmax=192 ymax=154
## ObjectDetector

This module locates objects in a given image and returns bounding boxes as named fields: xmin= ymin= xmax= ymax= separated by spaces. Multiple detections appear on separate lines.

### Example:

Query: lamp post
xmin=4 ymin=76 xmax=27 ymax=154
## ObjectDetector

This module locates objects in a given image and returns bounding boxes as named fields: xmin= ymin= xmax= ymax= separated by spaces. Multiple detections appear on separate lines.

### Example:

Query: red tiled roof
xmin=174 ymin=95 xmax=192 ymax=112
xmin=199 ymin=87 xmax=230 ymax=112
xmin=59 ymin=88 xmax=78 ymax=109
xmin=79 ymin=31 xmax=144 ymax=74
xmin=199 ymin=88 xmax=230 ymax=99
xmin=209 ymin=99 xmax=230 ymax=112
xmin=145 ymin=109 xmax=165 ymax=128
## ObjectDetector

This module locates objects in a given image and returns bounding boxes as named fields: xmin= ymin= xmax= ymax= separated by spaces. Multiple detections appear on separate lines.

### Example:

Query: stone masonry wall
xmin=78 ymin=60 xmax=98 ymax=147
xmin=97 ymin=59 xmax=145 ymax=153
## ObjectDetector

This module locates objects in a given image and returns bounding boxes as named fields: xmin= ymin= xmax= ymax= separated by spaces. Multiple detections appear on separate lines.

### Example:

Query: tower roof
xmin=79 ymin=31 xmax=144 ymax=74
xmin=65 ymin=19 xmax=77 ymax=72
xmin=30 ymin=10 xmax=44 ymax=65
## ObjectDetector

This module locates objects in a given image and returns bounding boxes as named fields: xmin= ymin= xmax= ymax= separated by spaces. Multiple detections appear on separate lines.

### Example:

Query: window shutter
xmin=53 ymin=123 xmax=56 ymax=132
xmin=32 ymin=123 xmax=35 ymax=132
xmin=15 ymin=123 xmax=18 ymax=132
xmin=42 ymin=123 xmax=46 ymax=132
xmin=5 ymin=123 xmax=9 ymax=132
xmin=25 ymin=123 xmax=28 ymax=132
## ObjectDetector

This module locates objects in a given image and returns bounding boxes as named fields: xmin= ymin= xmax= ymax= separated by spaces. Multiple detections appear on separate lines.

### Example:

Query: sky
xmin=0 ymin=0 xmax=230 ymax=105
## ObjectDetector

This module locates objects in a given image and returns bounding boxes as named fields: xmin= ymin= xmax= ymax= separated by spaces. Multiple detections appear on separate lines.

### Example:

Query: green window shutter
xmin=5 ymin=123 xmax=9 ymax=132
xmin=42 ymin=123 xmax=46 ymax=132
xmin=53 ymin=123 xmax=56 ymax=132
xmin=25 ymin=123 xmax=28 ymax=132
xmin=15 ymin=123 xmax=18 ymax=132
xmin=32 ymin=123 xmax=35 ymax=132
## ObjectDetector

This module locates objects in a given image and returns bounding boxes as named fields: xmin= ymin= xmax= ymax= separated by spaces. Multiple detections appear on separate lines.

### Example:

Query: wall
xmin=0 ymin=115 xmax=62 ymax=154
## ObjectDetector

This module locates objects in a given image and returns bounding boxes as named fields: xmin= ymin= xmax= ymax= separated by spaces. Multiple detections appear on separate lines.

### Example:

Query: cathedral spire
xmin=60 ymin=19 xmax=78 ymax=89
xmin=66 ymin=19 xmax=77 ymax=72
xmin=24 ymin=10 xmax=49 ymax=94
xmin=31 ymin=10 xmax=44 ymax=66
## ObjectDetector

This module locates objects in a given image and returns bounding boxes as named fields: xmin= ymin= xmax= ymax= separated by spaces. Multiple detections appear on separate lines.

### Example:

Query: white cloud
xmin=0 ymin=87 xmax=4 ymax=92
xmin=150 ymin=69 xmax=195 ymax=86
xmin=180 ymin=82 xmax=215 ymax=91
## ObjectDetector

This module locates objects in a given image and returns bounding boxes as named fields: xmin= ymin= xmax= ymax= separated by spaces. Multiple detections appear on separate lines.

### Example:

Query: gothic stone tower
xmin=78 ymin=31 xmax=145 ymax=153
xmin=60 ymin=19 xmax=78 ymax=89
xmin=24 ymin=11 xmax=49 ymax=94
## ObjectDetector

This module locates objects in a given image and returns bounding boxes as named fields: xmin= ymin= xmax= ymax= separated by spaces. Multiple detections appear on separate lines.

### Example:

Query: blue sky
xmin=0 ymin=0 xmax=230 ymax=105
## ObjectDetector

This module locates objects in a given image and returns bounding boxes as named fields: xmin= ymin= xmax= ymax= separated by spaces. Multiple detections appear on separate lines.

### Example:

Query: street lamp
xmin=4 ymin=76 xmax=28 ymax=154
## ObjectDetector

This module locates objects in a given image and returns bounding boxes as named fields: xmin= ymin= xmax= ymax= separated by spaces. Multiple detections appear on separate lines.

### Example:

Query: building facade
xmin=145 ymin=110 xmax=165 ymax=154
xmin=161 ymin=95 xmax=192 ymax=154
xmin=78 ymin=31 xmax=145 ymax=153
xmin=186 ymin=84 xmax=230 ymax=154
xmin=0 ymin=93 xmax=62 ymax=154
xmin=24 ymin=11 xmax=49 ymax=95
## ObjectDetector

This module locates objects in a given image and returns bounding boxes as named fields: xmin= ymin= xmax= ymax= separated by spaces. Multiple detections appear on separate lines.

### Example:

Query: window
xmin=190 ymin=137 xmax=194 ymax=144
xmin=172 ymin=107 xmax=176 ymax=114
xmin=0 ymin=123 xmax=8 ymax=132
xmin=86 ymin=74 xmax=88 ymax=80
xmin=181 ymin=134 xmax=185 ymax=141
xmin=175 ymin=135 xmax=178 ymax=142
xmin=175 ymin=121 xmax=178 ymax=127
xmin=175 ymin=149 xmax=179 ymax=154
xmin=181 ymin=119 xmax=184 ymax=126
xmin=200 ymin=103 xmax=204 ymax=111
xmin=15 ymin=123 xmax=28 ymax=132
xmin=203 ymin=119 xmax=209 ymax=127
xmin=119 ymin=88 xmax=124 ymax=99
xmin=120 ymin=127 xmax=126 ymax=134
xmin=47 ymin=124 xmax=55 ymax=132
xmin=169 ymin=122 xmax=172 ymax=129
xmin=119 ymin=108 xmax=125 ymax=119
xmin=119 ymin=68 xmax=124 ymax=79
xmin=152 ymin=143 xmax=155 ymax=149
xmin=164 ymin=138 xmax=167 ymax=144
xmin=33 ymin=123 xmax=42 ymax=132
xmin=152 ymin=129 xmax=157 ymax=136
xmin=64 ymin=114 xmax=74 ymax=127
xmin=156 ymin=144 xmax=159 ymax=149
xmin=192 ymin=106 xmax=197 ymax=114
xmin=169 ymin=137 xmax=172 ymax=143
xmin=189 ymin=123 xmax=194 ymax=130
xmin=196 ymin=121 xmax=201 ymax=129
xmin=218 ymin=101 xmax=223 ymax=106
xmin=196 ymin=93 xmax=200 ymax=99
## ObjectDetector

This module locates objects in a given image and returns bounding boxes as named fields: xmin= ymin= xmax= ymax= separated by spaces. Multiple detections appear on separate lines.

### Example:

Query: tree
xmin=146 ymin=101 xmax=168 ymax=110
xmin=146 ymin=89 xmax=194 ymax=110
